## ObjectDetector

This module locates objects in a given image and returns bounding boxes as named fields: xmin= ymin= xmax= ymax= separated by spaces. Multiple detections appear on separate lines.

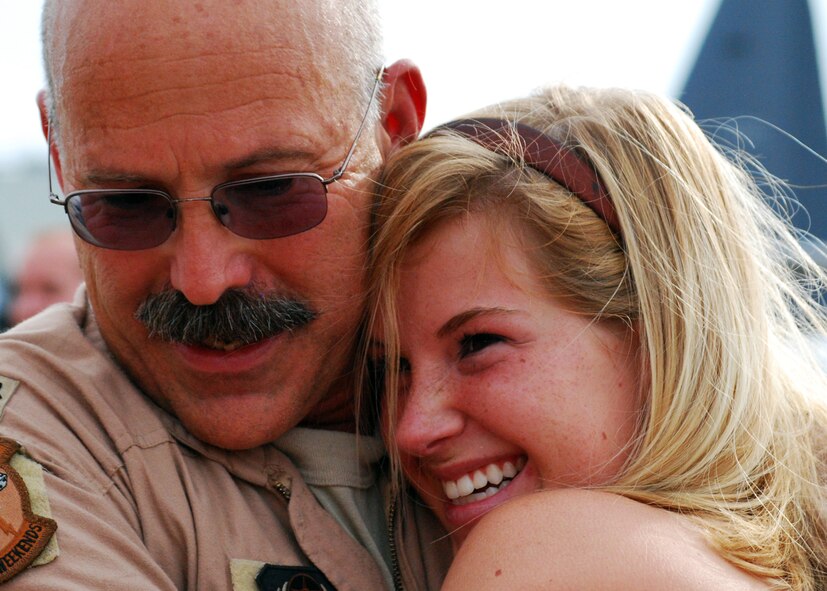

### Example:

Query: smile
xmin=441 ymin=457 xmax=527 ymax=506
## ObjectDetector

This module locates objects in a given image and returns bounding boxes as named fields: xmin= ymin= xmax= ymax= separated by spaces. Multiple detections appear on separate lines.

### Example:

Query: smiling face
xmin=44 ymin=0 xmax=388 ymax=448
xmin=385 ymin=213 xmax=642 ymax=547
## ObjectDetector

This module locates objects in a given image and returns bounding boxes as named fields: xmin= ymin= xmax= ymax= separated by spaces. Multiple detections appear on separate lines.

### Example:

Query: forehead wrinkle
xmin=48 ymin=0 xmax=353 ymax=115
xmin=70 ymin=45 xmax=312 ymax=85
xmin=65 ymin=72 xmax=312 ymax=134
xmin=60 ymin=35 xmax=331 ymax=126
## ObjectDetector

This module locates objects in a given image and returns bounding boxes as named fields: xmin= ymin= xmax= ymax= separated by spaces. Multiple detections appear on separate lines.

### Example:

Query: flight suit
xmin=0 ymin=290 xmax=450 ymax=589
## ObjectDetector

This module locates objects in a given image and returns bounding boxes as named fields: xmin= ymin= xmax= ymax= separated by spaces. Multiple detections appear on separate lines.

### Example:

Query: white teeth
xmin=441 ymin=458 xmax=526 ymax=505
xmin=451 ymin=480 xmax=514 ymax=506
xmin=444 ymin=480 xmax=459 ymax=500
xmin=485 ymin=464 xmax=503 ymax=485
xmin=502 ymin=461 xmax=517 ymax=478
xmin=456 ymin=475 xmax=475 ymax=497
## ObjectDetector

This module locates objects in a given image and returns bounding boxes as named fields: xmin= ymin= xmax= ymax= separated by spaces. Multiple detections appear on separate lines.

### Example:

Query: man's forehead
xmin=54 ymin=4 xmax=362 ymax=124
xmin=48 ymin=0 xmax=375 ymax=187
xmin=59 ymin=5 xmax=317 ymax=72
xmin=50 ymin=1 xmax=349 ymax=98
xmin=61 ymin=62 xmax=328 ymax=135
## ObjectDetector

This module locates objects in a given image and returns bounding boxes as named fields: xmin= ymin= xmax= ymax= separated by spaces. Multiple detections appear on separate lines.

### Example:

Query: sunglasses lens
xmin=63 ymin=176 xmax=328 ymax=249
xmin=212 ymin=175 xmax=328 ymax=239
xmin=66 ymin=191 xmax=174 ymax=250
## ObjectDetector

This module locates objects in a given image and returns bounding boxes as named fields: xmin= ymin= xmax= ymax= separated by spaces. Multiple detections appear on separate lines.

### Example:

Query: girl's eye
xmin=459 ymin=333 xmax=505 ymax=357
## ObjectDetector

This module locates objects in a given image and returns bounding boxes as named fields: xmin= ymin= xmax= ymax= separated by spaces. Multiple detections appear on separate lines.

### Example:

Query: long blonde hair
xmin=363 ymin=85 xmax=827 ymax=589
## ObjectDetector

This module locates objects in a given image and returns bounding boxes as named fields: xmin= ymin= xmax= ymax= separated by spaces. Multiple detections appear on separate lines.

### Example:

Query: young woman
xmin=364 ymin=86 xmax=827 ymax=589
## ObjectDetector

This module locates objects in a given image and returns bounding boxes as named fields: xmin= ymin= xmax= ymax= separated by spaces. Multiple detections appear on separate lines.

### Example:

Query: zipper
xmin=388 ymin=494 xmax=404 ymax=591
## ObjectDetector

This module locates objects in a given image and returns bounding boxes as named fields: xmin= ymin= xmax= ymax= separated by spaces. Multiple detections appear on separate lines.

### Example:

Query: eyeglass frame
xmin=46 ymin=65 xmax=386 ymax=247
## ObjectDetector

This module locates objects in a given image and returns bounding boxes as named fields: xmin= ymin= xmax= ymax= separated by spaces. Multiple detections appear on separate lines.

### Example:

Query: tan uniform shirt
xmin=0 ymin=291 xmax=450 ymax=589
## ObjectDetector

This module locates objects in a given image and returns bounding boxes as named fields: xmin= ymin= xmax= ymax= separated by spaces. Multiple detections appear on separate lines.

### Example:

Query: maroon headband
xmin=426 ymin=117 xmax=620 ymax=233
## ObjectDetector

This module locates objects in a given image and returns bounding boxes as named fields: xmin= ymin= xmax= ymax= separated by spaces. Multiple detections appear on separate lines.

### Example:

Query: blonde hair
xmin=363 ymin=85 xmax=827 ymax=589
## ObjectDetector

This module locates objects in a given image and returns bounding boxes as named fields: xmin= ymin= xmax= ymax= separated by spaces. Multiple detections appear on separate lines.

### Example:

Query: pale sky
xmin=0 ymin=0 xmax=731 ymax=164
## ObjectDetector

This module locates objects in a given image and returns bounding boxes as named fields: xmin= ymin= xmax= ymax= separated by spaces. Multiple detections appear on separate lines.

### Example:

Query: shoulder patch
xmin=0 ymin=438 xmax=57 ymax=583
xmin=0 ymin=377 xmax=20 ymax=420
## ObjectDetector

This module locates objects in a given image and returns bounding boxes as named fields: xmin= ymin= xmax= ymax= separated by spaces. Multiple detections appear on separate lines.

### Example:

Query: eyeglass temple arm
xmin=46 ymin=121 xmax=65 ymax=206
xmin=328 ymin=65 xmax=385 ymax=182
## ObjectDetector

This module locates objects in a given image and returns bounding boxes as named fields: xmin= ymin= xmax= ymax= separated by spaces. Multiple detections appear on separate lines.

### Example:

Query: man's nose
xmin=167 ymin=201 xmax=255 ymax=305
xmin=393 ymin=370 xmax=465 ymax=459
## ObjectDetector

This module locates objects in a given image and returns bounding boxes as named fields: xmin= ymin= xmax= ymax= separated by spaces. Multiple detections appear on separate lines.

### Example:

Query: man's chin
xmin=178 ymin=409 xmax=295 ymax=451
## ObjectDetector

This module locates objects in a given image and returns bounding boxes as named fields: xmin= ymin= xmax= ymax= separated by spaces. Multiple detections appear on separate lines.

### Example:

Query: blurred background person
xmin=7 ymin=227 xmax=82 ymax=326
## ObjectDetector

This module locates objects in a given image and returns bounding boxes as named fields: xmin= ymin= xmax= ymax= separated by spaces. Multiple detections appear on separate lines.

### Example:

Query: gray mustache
xmin=134 ymin=289 xmax=316 ymax=346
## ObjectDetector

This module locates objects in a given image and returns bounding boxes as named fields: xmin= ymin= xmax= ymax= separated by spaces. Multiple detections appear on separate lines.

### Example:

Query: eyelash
xmin=459 ymin=333 xmax=505 ymax=357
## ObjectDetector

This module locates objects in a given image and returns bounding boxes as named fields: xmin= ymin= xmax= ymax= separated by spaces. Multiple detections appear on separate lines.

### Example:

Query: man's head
xmin=39 ymin=0 xmax=426 ymax=449
xmin=9 ymin=227 xmax=82 ymax=325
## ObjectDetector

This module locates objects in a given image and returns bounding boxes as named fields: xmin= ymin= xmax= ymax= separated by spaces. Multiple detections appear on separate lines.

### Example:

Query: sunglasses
xmin=48 ymin=67 xmax=385 ymax=251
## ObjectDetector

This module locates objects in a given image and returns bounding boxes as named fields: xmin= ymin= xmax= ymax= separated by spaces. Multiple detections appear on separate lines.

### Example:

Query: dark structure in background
xmin=680 ymin=0 xmax=827 ymax=242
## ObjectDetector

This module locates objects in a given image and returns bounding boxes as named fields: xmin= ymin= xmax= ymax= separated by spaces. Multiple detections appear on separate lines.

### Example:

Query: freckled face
xmin=387 ymin=213 xmax=642 ymax=546
xmin=50 ymin=0 xmax=380 ymax=448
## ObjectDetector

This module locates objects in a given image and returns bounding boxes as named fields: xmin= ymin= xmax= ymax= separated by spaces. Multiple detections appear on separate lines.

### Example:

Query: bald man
xmin=0 ymin=1 xmax=449 ymax=588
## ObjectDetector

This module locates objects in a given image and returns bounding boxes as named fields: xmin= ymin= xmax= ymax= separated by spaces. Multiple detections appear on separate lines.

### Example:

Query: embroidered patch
xmin=230 ymin=559 xmax=265 ymax=591
xmin=10 ymin=454 xmax=58 ymax=567
xmin=0 ymin=438 xmax=57 ymax=583
xmin=256 ymin=564 xmax=336 ymax=591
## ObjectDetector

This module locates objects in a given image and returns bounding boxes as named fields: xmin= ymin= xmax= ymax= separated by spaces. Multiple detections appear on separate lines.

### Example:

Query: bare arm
xmin=441 ymin=490 xmax=769 ymax=591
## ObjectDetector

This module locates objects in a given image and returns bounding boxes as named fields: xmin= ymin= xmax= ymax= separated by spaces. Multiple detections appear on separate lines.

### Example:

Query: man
xmin=0 ymin=0 xmax=449 ymax=588
xmin=8 ymin=227 xmax=83 ymax=326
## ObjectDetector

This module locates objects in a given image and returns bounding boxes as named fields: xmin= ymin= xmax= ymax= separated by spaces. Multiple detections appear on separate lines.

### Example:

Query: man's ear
xmin=37 ymin=89 xmax=64 ymax=189
xmin=379 ymin=60 xmax=427 ymax=153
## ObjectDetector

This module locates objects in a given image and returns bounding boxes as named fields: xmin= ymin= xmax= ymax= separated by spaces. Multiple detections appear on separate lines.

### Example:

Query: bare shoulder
xmin=442 ymin=490 xmax=770 ymax=591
